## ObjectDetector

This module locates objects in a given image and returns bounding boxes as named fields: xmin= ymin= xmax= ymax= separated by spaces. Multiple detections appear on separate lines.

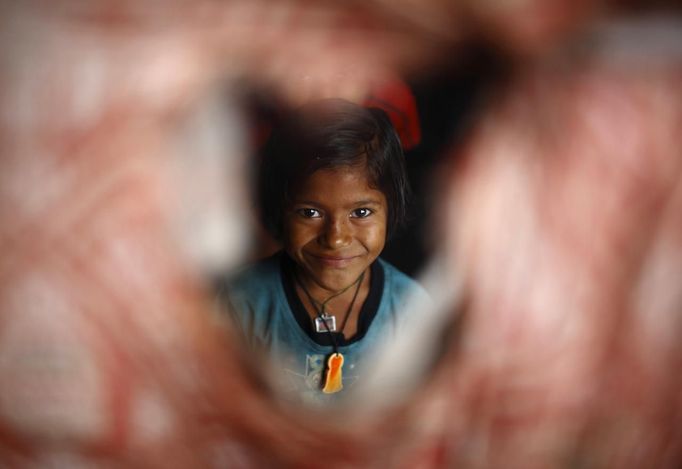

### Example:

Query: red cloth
xmin=364 ymin=77 xmax=421 ymax=150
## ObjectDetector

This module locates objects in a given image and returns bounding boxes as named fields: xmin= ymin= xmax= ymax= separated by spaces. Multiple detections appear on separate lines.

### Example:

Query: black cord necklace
xmin=295 ymin=270 xmax=365 ymax=393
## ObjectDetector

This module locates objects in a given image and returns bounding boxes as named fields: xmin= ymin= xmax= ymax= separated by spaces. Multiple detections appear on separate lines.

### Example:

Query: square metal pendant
xmin=314 ymin=314 xmax=337 ymax=333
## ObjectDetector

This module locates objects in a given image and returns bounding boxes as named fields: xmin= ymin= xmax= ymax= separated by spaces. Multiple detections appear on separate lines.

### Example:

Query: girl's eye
xmin=351 ymin=208 xmax=373 ymax=218
xmin=297 ymin=208 xmax=321 ymax=218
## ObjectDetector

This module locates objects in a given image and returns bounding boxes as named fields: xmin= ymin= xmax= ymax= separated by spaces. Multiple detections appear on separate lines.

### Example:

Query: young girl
xmin=222 ymin=99 xmax=428 ymax=406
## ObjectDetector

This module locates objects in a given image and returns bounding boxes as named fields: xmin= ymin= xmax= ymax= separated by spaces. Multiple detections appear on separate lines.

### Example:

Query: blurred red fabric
xmin=1 ymin=1 xmax=681 ymax=468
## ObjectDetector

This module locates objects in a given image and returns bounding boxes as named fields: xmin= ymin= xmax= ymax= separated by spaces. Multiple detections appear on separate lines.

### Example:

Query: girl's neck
xmin=294 ymin=267 xmax=368 ymax=302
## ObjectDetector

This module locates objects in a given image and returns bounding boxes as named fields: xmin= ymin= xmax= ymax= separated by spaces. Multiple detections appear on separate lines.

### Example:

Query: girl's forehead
xmin=292 ymin=165 xmax=386 ymax=203
xmin=314 ymin=163 xmax=367 ymax=176
xmin=301 ymin=165 xmax=373 ymax=189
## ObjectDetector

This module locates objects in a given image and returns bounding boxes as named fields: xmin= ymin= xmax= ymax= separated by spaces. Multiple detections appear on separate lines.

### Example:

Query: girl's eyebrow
xmin=352 ymin=199 xmax=382 ymax=207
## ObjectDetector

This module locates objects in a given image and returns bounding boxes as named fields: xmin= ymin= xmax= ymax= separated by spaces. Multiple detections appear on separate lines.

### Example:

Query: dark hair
xmin=257 ymin=98 xmax=410 ymax=240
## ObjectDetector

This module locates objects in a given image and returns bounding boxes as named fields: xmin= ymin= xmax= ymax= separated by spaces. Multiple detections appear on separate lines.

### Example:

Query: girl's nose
xmin=321 ymin=217 xmax=352 ymax=249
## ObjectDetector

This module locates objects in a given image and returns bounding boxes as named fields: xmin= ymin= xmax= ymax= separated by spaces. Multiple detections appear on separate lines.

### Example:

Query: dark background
xmin=382 ymin=49 xmax=501 ymax=276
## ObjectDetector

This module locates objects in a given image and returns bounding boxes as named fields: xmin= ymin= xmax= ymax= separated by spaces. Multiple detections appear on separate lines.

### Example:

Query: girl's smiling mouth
xmin=309 ymin=254 xmax=359 ymax=268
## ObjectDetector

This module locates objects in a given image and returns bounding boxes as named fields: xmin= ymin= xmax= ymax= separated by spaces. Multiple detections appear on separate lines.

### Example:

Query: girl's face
xmin=283 ymin=164 xmax=388 ymax=293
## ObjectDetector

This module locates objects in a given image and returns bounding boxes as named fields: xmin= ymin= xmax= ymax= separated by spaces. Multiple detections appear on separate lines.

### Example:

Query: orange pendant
xmin=321 ymin=353 xmax=344 ymax=394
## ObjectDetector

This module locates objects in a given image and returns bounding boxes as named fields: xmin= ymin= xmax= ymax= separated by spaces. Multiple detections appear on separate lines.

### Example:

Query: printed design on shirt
xmin=304 ymin=353 xmax=325 ymax=390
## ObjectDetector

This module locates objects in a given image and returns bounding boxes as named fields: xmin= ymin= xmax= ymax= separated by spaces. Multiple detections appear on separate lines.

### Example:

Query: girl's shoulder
xmin=229 ymin=252 xmax=282 ymax=287
xmin=218 ymin=252 xmax=284 ymax=308
xmin=377 ymin=258 xmax=430 ymax=301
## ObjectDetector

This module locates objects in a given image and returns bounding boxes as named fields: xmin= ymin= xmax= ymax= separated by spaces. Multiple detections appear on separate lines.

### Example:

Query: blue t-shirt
xmin=221 ymin=252 xmax=427 ymax=406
